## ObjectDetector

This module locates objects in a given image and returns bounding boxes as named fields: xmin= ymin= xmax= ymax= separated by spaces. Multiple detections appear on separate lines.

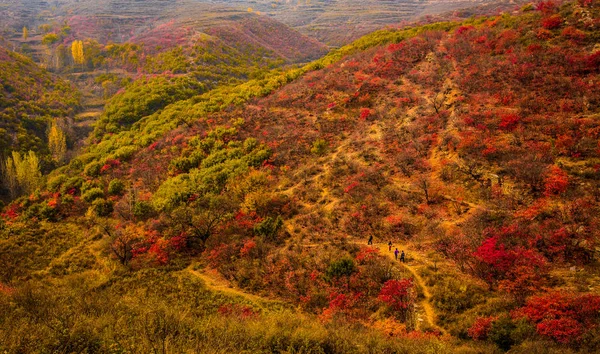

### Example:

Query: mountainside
xmin=2 ymin=1 xmax=600 ymax=353
xmin=0 ymin=0 xmax=327 ymax=182
xmin=0 ymin=42 xmax=80 ymax=159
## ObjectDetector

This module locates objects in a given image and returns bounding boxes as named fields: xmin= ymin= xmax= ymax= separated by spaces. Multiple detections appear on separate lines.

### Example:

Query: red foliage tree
xmin=542 ymin=15 xmax=562 ymax=30
xmin=468 ymin=316 xmax=497 ymax=340
xmin=474 ymin=226 xmax=548 ymax=298
xmin=516 ymin=292 xmax=600 ymax=343
xmin=543 ymin=165 xmax=569 ymax=196
xmin=378 ymin=279 xmax=415 ymax=321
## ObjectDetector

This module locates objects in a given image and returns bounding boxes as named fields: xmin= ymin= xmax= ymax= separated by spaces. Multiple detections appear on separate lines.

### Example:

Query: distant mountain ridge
xmin=2 ymin=0 xmax=525 ymax=48
xmin=206 ymin=0 xmax=519 ymax=45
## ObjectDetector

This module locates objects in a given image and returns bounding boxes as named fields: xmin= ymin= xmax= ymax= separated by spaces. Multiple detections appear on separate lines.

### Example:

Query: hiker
xmin=368 ymin=235 xmax=373 ymax=245
xmin=388 ymin=241 xmax=392 ymax=251
xmin=400 ymin=250 xmax=405 ymax=263
xmin=394 ymin=248 xmax=399 ymax=260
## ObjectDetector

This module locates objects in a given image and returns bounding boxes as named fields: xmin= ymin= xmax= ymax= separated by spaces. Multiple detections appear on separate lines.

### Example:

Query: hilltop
xmin=1 ymin=0 xmax=600 ymax=353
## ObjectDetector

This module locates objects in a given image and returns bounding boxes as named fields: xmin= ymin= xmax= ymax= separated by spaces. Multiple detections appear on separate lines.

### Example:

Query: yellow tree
xmin=48 ymin=119 xmax=67 ymax=163
xmin=1 ymin=156 xmax=18 ymax=199
xmin=2 ymin=151 xmax=42 ymax=197
xmin=71 ymin=40 xmax=84 ymax=65
xmin=22 ymin=27 xmax=28 ymax=40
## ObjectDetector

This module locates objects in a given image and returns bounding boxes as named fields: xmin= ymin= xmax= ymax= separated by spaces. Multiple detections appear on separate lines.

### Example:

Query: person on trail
xmin=400 ymin=250 xmax=405 ymax=263
xmin=388 ymin=241 xmax=392 ymax=251
xmin=394 ymin=248 xmax=399 ymax=260
xmin=368 ymin=235 xmax=373 ymax=245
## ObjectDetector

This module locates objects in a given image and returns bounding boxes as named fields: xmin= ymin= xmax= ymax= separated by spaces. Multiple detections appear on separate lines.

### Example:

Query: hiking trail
xmin=186 ymin=266 xmax=284 ymax=309
xmin=369 ymin=241 xmax=447 ymax=335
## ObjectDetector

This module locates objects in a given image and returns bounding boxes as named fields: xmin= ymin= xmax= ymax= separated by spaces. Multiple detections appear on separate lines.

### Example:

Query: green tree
xmin=55 ymin=44 xmax=69 ymax=69
xmin=22 ymin=27 xmax=28 ymax=40
xmin=254 ymin=215 xmax=284 ymax=241
xmin=38 ymin=24 xmax=51 ymax=34
xmin=1 ymin=157 xmax=18 ymax=199
xmin=41 ymin=33 xmax=58 ymax=45
xmin=169 ymin=193 xmax=237 ymax=249
xmin=311 ymin=138 xmax=328 ymax=156
xmin=326 ymin=257 xmax=358 ymax=290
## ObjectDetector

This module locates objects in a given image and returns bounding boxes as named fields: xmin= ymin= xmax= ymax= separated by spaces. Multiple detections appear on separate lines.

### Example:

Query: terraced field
xmin=2 ymin=0 xmax=518 ymax=48
xmin=0 ymin=0 xmax=328 ymax=63
xmin=208 ymin=0 xmax=496 ymax=45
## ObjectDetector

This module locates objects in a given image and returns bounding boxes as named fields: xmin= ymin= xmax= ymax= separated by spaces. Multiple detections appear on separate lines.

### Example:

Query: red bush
xmin=359 ymin=108 xmax=372 ymax=120
xmin=542 ymin=15 xmax=562 ymax=30
xmin=536 ymin=318 xmax=583 ymax=343
xmin=543 ymin=165 xmax=569 ymax=196
xmin=561 ymin=26 xmax=586 ymax=43
xmin=516 ymin=292 xmax=600 ymax=343
xmin=499 ymin=113 xmax=520 ymax=131
xmin=536 ymin=1 xmax=557 ymax=14
xmin=240 ymin=238 xmax=257 ymax=257
xmin=378 ymin=279 xmax=414 ymax=311
xmin=468 ymin=316 xmax=497 ymax=340
xmin=355 ymin=247 xmax=379 ymax=263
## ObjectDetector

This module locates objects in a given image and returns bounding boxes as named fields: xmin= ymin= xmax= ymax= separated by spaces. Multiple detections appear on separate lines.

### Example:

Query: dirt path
xmin=367 ymin=242 xmax=447 ymax=335
xmin=187 ymin=267 xmax=284 ymax=309
xmin=301 ymin=238 xmax=448 ymax=334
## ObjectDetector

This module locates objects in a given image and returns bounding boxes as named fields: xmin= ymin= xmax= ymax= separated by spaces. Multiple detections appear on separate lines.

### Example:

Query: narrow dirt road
xmin=370 ymin=242 xmax=447 ymax=335
xmin=187 ymin=266 xmax=284 ymax=309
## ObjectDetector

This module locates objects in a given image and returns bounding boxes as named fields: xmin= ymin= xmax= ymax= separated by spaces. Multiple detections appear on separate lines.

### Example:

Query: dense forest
xmin=1 ymin=0 xmax=600 ymax=353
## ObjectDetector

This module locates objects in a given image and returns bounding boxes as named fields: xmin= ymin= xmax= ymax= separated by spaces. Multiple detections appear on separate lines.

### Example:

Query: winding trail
xmin=186 ymin=266 xmax=284 ymax=308
xmin=303 ymin=239 xmax=448 ymax=334
xmin=188 ymin=240 xmax=447 ymax=335
xmin=371 ymin=242 xmax=446 ymax=335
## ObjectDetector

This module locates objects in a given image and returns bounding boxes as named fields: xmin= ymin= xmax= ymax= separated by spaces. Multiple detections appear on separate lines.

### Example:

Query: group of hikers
xmin=367 ymin=235 xmax=405 ymax=262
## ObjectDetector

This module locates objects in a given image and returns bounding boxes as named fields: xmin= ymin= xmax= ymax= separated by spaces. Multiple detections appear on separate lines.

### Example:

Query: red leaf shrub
xmin=498 ymin=113 xmax=520 ymax=131
xmin=542 ymin=15 xmax=562 ymax=30
xmin=359 ymin=107 xmax=372 ymax=120
xmin=543 ymin=165 xmax=569 ymax=196
xmin=240 ymin=238 xmax=257 ymax=257
xmin=515 ymin=292 xmax=600 ymax=343
xmin=468 ymin=316 xmax=497 ymax=340
xmin=378 ymin=279 xmax=414 ymax=312
xmin=355 ymin=246 xmax=379 ymax=263
xmin=536 ymin=318 xmax=583 ymax=343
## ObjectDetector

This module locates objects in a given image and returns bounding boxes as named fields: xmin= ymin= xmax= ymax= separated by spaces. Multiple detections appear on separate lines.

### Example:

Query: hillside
xmin=0 ymin=0 xmax=328 ymax=148
xmin=0 ymin=42 xmax=80 ymax=161
xmin=2 ymin=1 xmax=600 ymax=353
xmin=1 ymin=0 xmax=328 ymax=64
